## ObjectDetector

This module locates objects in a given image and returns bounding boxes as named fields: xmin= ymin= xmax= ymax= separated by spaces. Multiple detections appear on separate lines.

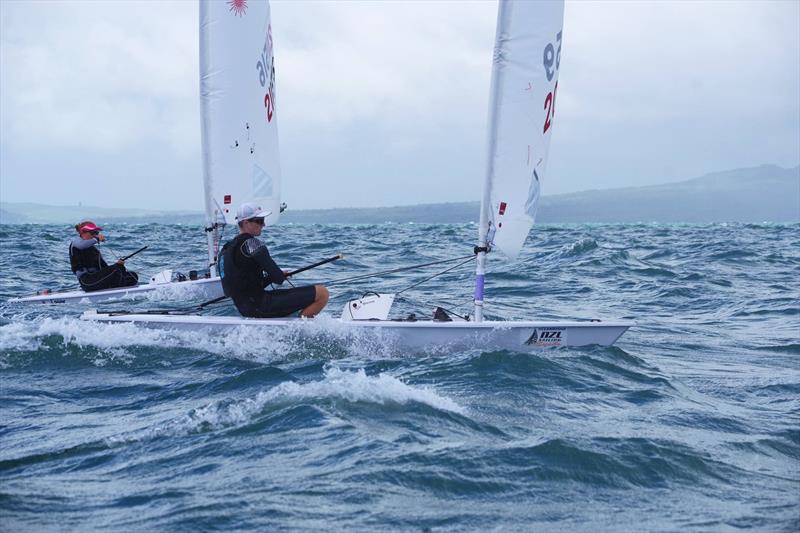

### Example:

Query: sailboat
xmin=81 ymin=0 xmax=633 ymax=349
xmin=9 ymin=0 xmax=280 ymax=306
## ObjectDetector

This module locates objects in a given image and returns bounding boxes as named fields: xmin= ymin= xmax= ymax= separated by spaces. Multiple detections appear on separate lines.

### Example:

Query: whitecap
xmin=105 ymin=367 xmax=465 ymax=444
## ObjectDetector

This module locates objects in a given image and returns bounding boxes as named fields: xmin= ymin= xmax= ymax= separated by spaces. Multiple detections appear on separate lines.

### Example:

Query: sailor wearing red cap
xmin=69 ymin=221 xmax=138 ymax=292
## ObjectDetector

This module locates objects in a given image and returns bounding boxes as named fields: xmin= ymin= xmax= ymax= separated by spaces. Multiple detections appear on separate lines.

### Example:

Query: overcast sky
xmin=1 ymin=0 xmax=798 ymax=211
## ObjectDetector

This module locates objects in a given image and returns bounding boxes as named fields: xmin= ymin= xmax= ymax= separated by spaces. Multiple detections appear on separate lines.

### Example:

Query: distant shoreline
xmin=3 ymin=164 xmax=798 ymax=225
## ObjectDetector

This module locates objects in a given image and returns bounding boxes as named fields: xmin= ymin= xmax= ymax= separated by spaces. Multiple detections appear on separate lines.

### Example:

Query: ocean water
xmin=1 ymin=222 xmax=798 ymax=530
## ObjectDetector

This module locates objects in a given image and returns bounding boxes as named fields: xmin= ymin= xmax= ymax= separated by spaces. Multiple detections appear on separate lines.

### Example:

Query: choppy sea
xmin=1 ymin=222 xmax=798 ymax=531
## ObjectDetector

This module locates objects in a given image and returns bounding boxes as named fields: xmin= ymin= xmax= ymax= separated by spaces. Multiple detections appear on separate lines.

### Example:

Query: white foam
xmin=0 ymin=316 xmax=178 ymax=367
xmin=0 ymin=321 xmax=44 ymax=352
xmin=0 ymin=315 xmax=302 ymax=364
xmin=139 ymin=281 xmax=221 ymax=303
xmin=267 ymin=366 xmax=466 ymax=414
xmin=179 ymin=367 xmax=465 ymax=431
xmin=106 ymin=367 xmax=465 ymax=444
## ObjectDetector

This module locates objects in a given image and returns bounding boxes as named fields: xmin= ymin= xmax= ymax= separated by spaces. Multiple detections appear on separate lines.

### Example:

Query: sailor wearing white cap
xmin=218 ymin=202 xmax=329 ymax=318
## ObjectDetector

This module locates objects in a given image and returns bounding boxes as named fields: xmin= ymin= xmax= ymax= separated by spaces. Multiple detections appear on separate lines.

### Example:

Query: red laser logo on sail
xmin=228 ymin=0 xmax=247 ymax=17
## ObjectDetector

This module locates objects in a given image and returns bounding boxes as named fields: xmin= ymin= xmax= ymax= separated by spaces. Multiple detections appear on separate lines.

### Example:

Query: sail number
xmin=543 ymin=31 xmax=561 ymax=82
xmin=256 ymin=25 xmax=276 ymax=123
xmin=543 ymin=81 xmax=558 ymax=134
xmin=542 ymin=30 xmax=562 ymax=134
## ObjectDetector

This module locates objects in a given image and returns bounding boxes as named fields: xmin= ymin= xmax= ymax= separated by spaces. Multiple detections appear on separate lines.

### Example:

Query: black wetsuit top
xmin=219 ymin=233 xmax=286 ymax=302
xmin=69 ymin=237 xmax=108 ymax=278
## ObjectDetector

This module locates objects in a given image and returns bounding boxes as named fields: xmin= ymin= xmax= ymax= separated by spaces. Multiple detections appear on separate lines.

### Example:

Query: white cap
xmin=235 ymin=202 xmax=272 ymax=221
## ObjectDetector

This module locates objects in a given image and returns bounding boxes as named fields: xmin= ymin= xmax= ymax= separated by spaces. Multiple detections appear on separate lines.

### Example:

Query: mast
xmin=199 ymin=0 xmax=218 ymax=275
xmin=474 ymin=0 xmax=509 ymax=322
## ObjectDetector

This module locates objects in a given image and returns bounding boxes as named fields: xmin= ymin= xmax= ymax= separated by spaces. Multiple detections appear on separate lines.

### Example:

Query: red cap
xmin=80 ymin=223 xmax=103 ymax=232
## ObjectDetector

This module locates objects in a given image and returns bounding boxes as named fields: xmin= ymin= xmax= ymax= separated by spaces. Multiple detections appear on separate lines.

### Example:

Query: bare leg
xmin=301 ymin=285 xmax=329 ymax=318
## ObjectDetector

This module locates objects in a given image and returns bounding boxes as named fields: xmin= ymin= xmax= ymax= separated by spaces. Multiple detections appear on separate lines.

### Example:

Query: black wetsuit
xmin=219 ymin=233 xmax=315 ymax=318
xmin=69 ymin=237 xmax=138 ymax=292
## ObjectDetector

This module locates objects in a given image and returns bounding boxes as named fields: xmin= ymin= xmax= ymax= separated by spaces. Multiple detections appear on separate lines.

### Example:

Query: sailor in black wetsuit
xmin=69 ymin=221 xmax=138 ymax=292
xmin=219 ymin=203 xmax=329 ymax=318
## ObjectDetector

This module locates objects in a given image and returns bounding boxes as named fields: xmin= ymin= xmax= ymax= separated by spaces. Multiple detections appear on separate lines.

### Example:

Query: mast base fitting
xmin=204 ymin=223 xmax=225 ymax=233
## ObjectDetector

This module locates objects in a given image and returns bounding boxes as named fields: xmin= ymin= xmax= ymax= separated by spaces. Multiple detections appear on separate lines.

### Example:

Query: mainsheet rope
xmin=396 ymin=255 xmax=476 ymax=296
xmin=324 ymin=253 xmax=475 ymax=287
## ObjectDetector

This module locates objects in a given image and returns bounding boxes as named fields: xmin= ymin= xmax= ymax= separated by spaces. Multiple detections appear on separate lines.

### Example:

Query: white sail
xmin=480 ymin=0 xmax=565 ymax=260
xmin=199 ymin=0 xmax=281 ymax=236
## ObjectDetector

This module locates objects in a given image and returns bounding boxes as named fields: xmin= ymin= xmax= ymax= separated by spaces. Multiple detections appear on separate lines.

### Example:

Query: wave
xmin=412 ymin=436 xmax=743 ymax=491
xmin=102 ymin=367 xmax=465 ymax=445
xmin=731 ymin=307 xmax=799 ymax=318
xmin=754 ymin=343 xmax=800 ymax=355
xmin=630 ymin=266 xmax=678 ymax=278
xmin=726 ymin=435 xmax=800 ymax=461
xmin=708 ymin=250 xmax=760 ymax=261
xmin=641 ymin=249 xmax=675 ymax=261
xmin=555 ymin=238 xmax=599 ymax=258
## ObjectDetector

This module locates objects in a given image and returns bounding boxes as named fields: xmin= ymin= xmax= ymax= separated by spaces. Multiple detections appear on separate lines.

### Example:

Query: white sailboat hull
xmin=80 ymin=310 xmax=632 ymax=350
xmin=9 ymin=277 xmax=223 ymax=305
